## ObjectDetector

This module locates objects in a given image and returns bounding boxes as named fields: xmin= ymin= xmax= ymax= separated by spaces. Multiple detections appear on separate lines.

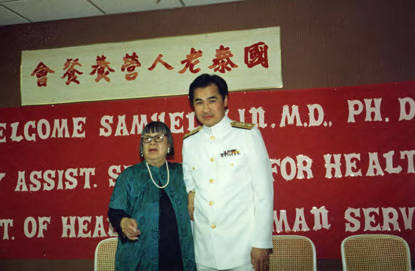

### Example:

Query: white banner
xmin=21 ymin=27 xmax=282 ymax=106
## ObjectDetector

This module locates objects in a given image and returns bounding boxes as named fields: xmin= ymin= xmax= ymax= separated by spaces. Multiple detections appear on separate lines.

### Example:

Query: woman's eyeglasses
xmin=142 ymin=134 xmax=166 ymax=144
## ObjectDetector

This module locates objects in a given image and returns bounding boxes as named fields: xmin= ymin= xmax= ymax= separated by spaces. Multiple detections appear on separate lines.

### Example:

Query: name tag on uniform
xmin=220 ymin=149 xmax=241 ymax=158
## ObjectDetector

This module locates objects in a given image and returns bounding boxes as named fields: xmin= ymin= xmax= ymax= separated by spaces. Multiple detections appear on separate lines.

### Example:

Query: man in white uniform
xmin=182 ymin=74 xmax=274 ymax=271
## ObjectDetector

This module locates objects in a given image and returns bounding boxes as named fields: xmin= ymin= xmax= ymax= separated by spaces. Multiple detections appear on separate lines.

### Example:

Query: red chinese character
xmin=121 ymin=52 xmax=141 ymax=81
xmin=31 ymin=62 xmax=55 ymax=87
xmin=148 ymin=54 xmax=174 ymax=71
xmin=178 ymin=48 xmax=203 ymax=74
xmin=90 ymin=55 xmax=115 ymax=82
xmin=244 ymin=42 xmax=269 ymax=68
xmin=208 ymin=45 xmax=238 ymax=73
xmin=62 ymin=58 xmax=83 ymax=85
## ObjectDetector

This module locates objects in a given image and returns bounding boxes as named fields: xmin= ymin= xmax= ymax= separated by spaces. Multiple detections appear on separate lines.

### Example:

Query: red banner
xmin=0 ymin=81 xmax=414 ymax=260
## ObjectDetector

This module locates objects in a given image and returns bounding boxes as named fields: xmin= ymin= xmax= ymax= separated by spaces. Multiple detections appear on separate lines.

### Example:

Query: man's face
xmin=192 ymin=84 xmax=228 ymax=127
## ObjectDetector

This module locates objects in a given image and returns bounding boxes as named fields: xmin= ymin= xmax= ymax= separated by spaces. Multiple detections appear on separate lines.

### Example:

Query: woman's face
xmin=142 ymin=132 xmax=169 ymax=167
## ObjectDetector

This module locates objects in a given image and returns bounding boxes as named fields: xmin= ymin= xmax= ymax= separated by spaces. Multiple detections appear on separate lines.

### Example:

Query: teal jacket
xmin=108 ymin=162 xmax=195 ymax=270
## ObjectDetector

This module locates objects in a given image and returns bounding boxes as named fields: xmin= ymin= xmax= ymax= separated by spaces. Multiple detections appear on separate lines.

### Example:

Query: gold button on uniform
xmin=210 ymin=136 xmax=215 ymax=140
xmin=210 ymin=157 xmax=214 ymax=162
xmin=210 ymin=224 xmax=216 ymax=229
xmin=209 ymin=201 xmax=214 ymax=206
xmin=209 ymin=179 xmax=214 ymax=184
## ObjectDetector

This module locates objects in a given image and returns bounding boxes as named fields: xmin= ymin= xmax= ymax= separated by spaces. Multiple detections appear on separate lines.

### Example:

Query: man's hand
xmin=251 ymin=247 xmax=271 ymax=271
xmin=188 ymin=191 xmax=195 ymax=220
xmin=120 ymin=217 xmax=141 ymax=240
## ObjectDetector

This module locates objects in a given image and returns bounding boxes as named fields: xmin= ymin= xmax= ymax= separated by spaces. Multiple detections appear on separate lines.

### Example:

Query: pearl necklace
xmin=145 ymin=161 xmax=170 ymax=189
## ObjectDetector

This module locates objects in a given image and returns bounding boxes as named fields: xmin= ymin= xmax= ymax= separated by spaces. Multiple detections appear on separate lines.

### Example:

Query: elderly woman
xmin=108 ymin=121 xmax=195 ymax=270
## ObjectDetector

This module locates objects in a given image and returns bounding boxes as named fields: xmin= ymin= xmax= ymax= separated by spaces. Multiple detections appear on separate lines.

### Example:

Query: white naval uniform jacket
xmin=182 ymin=116 xmax=274 ymax=269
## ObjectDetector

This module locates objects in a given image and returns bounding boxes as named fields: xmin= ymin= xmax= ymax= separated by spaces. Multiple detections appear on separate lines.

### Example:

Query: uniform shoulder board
xmin=231 ymin=121 xmax=255 ymax=130
xmin=183 ymin=126 xmax=202 ymax=139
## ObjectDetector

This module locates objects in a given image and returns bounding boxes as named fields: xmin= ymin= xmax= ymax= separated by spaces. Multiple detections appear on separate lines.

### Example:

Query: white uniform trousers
xmin=197 ymin=263 xmax=254 ymax=271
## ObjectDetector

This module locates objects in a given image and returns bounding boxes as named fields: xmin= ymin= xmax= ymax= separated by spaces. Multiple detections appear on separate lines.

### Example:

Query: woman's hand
xmin=188 ymin=191 xmax=195 ymax=220
xmin=120 ymin=217 xmax=141 ymax=240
